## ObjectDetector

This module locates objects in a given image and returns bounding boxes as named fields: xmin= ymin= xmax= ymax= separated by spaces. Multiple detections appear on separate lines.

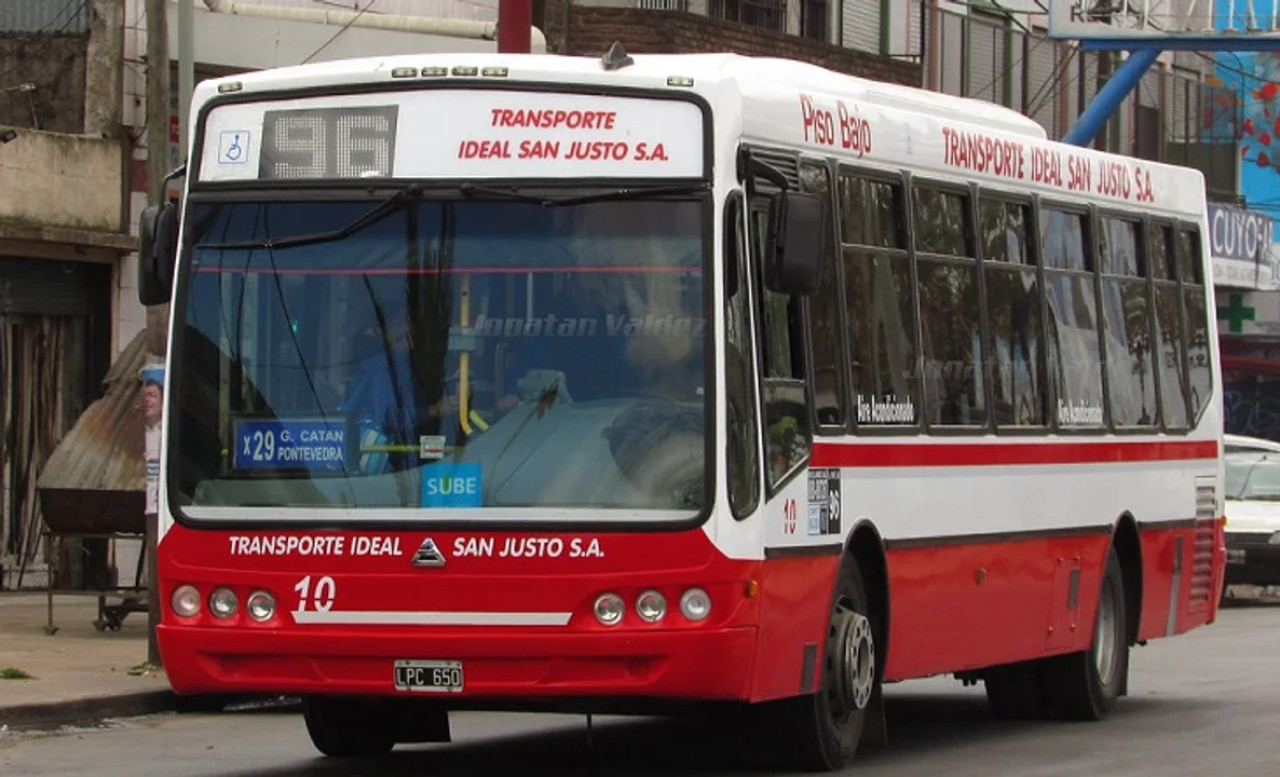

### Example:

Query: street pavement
xmin=2 ymin=589 xmax=1280 ymax=775
xmin=0 ymin=592 xmax=173 ymax=730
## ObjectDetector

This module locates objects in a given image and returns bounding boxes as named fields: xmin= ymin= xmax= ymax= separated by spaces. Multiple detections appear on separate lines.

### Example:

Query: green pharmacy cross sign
xmin=1218 ymin=293 xmax=1256 ymax=334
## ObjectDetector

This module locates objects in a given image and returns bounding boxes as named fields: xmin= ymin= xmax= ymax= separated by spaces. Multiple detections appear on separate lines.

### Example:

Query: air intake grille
xmin=743 ymin=146 xmax=800 ymax=193
xmin=1188 ymin=480 xmax=1218 ymax=611
xmin=1195 ymin=482 xmax=1215 ymax=521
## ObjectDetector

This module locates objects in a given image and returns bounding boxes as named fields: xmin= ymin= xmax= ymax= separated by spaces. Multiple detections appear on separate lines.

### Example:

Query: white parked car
xmin=1223 ymin=438 xmax=1280 ymax=587
xmin=1225 ymin=433 xmax=1280 ymax=455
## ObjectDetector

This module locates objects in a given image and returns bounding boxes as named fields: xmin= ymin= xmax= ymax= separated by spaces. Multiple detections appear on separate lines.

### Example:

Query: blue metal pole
xmin=1062 ymin=48 xmax=1162 ymax=147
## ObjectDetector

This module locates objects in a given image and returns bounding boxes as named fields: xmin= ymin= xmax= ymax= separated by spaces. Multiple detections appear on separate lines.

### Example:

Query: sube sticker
xmin=421 ymin=463 xmax=482 ymax=507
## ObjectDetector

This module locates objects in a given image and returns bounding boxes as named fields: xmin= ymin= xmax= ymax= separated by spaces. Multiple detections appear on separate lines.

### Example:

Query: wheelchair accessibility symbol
xmin=218 ymin=131 xmax=249 ymax=164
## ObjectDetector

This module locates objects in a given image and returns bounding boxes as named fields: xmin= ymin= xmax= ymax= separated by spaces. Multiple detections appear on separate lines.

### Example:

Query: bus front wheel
xmin=772 ymin=555 xmax=878 ymax=771
xmin=302 ymin=696 xmax=396 ymax=758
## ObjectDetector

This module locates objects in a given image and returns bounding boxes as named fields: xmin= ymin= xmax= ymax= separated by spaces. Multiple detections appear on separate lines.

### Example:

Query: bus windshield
xmin=173 ymin=193 xmax=708 ymax=519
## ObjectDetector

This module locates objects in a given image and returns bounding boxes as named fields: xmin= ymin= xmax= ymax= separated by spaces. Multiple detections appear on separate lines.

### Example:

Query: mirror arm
xmin=155 ymin=163 xmax=187 ymax=204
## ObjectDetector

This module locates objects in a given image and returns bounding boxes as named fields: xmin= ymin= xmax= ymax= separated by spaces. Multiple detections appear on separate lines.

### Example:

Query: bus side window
xmin=1178 ymin=227 xmax=1212 ymax=421
xmin=839 ymin=172 xmax=920 ymax=431
xmin=913 ymin=183 xmax=986 ymax=428
xmin=1149 ymin=222 xmax=1189 ymax=430
xmin=980 ymin=197 xmax=1047 ymax=428
xmin=1041 ymin=205 xmax=1106 ymax=430
xmin=1098 ymin=215 xmax=1157 ymax=428
xmin=725 ymin=193 xmax=761 ymax=519
xmin=799 ymin=160 xmax=846 ymax=431
xmin=750 ymin=200 xmax=812 ymax=488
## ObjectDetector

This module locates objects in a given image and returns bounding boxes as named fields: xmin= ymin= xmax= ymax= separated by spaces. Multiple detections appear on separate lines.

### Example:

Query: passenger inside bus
xmin=338 ymin=298 xmax=521 ymax=473
xmin=337 ymin=263 xmax=703 ymax=476
xmin=542 ymin=269 xmax=704 ymax=403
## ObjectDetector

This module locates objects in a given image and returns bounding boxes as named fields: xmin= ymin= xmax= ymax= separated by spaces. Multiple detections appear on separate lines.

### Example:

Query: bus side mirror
xmin=138 ymin=202 xmax=177 ymax=305
xmin=765 ymin=190 xmax=822 ymax=296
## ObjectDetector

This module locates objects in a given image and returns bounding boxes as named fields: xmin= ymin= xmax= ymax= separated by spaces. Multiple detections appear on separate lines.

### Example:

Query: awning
xmin=37 ymin=331 xmax=149 ymax=535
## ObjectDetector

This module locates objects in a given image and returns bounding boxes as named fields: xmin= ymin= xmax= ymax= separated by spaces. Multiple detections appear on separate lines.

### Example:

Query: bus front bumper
xmin=157 ymin=624 xmax=758 ymax=702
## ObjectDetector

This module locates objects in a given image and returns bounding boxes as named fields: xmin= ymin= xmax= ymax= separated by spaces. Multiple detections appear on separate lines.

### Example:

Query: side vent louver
xmin=1188 ymin=479 xmax=1217 ymax=612
xmin=743 ymin=146 xmax=800 ymax=193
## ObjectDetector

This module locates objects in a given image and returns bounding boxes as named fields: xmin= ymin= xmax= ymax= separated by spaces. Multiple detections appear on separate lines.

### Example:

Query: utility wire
xmin=959 ymin=20 xmax=1073 ymax=135
xmin=966 ymin=28 xmax=1054 ymax=107
xmin=1026 ymin=45 xmax=1078 ymax=125
xmin=301 ymin=0 xmax=376 ymax=64
xmin=0 ymin=0 xmax=89 ymax=87
xmin=1195 ymin=50 xmax=1280 ymax=87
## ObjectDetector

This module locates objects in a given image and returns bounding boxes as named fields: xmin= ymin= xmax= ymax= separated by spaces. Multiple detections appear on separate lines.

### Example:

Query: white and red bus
xmin=137 ymin=47 xmax=1225 ymax=770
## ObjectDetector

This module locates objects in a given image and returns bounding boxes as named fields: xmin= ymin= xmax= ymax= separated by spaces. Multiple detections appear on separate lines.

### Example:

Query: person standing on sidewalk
xmin=141 ymin=365 xmax=164 ymax=667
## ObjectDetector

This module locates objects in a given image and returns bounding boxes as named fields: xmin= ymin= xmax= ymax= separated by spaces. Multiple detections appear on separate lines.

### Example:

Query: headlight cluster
xmin=169 ymin=584 xmax=276 ymax=622
xmin=592 ymin=587 xmax=711 ymax=626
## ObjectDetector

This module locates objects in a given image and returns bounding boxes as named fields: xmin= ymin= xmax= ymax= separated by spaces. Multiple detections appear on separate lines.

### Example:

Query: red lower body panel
xmin=749 ymin=554 xmax=840 ymax=702
xmin=155 ymin=517 xmax=1224 ymax=702
xmin=883 ymin=532 xmax=1109 ymax=680
xmin=1136 ymin=519 xmax=1224 ymax=641
xmin=156 ymin=525 xmax=764 ymax=701
xmin=159 ymin=623 xmax=757 ymax=699
xmin=882 ymin=520 xmax=1223 ymax=682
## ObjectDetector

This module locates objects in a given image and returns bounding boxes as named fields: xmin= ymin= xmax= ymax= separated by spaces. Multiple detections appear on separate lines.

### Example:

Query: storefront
xmin=0 ymin=129 xmax=133 ymax=590
xmin=1210 ymin=203 xmax=1280 ymax=441
xmin=0 ymin=236 xmax=126 ymax=590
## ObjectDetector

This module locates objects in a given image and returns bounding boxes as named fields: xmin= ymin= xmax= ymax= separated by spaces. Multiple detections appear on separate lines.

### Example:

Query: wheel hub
xmin=829 ymin=605 xmax=875 ymax=714
xmin=1093 ymin=578 xmax=1119 ymax=686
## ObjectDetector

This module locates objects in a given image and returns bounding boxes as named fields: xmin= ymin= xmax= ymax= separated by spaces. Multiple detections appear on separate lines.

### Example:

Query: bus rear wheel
xmin=302 ymin=696 xmax=396 ymax=758
xmin=773 ymin=556 xmax=878 ymax=772
xmin=1046 ymin=547 xmax=1129 ymax=721
xmin=984 ymin=661 xmax=1047 ymax=719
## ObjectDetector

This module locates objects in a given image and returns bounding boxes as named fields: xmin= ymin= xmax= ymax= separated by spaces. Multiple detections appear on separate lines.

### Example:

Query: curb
xmin=0 ymin=689 xmax=178 ymax=732
xmin=0 ymin=693 xmax=301 ymax=733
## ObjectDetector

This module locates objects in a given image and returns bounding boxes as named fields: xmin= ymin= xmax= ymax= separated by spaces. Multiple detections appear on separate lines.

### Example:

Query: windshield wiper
xmin=484 ymin=379 xmax=564 ymax=498
xmin=457 ymin=182 xmax=708 ymax=207
xmin=195 ymin=183 xmax=424 ymax=251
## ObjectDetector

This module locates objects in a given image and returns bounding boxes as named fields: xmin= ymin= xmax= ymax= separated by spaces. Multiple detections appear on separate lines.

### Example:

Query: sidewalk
xmin=0 ymin=591 xmax=175 ymax=731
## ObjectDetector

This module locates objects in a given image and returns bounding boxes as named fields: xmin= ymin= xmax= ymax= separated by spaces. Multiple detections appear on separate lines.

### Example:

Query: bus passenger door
xmin=741 ymin=190 xmax=834 ymax=701
xmin=748 ymin=197 xmax=813 ymax=542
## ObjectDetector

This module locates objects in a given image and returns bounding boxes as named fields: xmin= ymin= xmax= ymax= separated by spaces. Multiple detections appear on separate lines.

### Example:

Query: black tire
xmin=302 ymin=696 xmax=396 ymax=758
xmin=773 ymin=555 xmax=878 ymax=772
xmin=984 ymin=661 xmax=1047 ymax=720
xmin=1046 ymin=548 xmax=1129 ymax=721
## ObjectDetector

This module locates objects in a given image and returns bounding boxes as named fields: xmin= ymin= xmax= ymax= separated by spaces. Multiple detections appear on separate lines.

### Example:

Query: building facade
xmin=0 ymin=1 xmax=132 ymax=590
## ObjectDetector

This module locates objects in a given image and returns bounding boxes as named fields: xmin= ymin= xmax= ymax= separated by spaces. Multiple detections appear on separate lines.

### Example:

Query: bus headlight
xmin=209 ymin=588 xmax=238 ymax=619
xmin=593 ymin=593 xmax=625 ymax=626
xmin=246 ymin=591 xmax=276 ymax=622
xmin=679 ymin=588 xmax=711 ymax=622
xmin=171 ymin=585 xmax=201 ymax=617
xmin=636 ymin=590 xmax=667 ymax=623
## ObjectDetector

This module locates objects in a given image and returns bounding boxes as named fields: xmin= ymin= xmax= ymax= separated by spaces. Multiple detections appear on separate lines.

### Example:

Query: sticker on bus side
xmin=807 ymin=468 xmax=841 ymax=537
xmin=232 ymin=417 xmax=349 ymax=472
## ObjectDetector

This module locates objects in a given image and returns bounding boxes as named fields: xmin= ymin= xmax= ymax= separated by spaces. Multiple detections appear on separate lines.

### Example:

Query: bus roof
xmin=192 ymin=50 xmax=1205 ymax=217
xmin=197 ymin=50 xmax=1046 ymax=139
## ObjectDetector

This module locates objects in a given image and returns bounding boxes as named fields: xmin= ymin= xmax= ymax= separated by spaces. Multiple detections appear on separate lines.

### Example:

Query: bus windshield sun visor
xmin=194 ymin=183 xmax=426 ymax=252
xmin=456 ymin=182 xmax=709 ymax=207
